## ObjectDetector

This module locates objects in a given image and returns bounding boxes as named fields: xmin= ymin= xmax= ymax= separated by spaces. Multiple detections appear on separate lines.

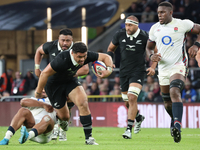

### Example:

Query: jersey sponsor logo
xmin=54 ymin=102 xmax=60 ymax=107
xmin=122 ymin=39 xmax=126 ymax=42
xmin=137 ymin=79 xmax=141 ymax=82
xmin=136 ymin=40 xmax=142 ymax=44
xmin=126 ymin=44 xmax=135 ymax=51
xmin=126 ymin=45 xmax=135 ymax=48
xmin=161 ymin=36 xmax=174 ymax=46
xmin=52 ymin=53 xmax=56 ymax=56
xmin=157 ymin=29 xmax=160 ymax=32
xmin=67 ymin=68 xmax=72 ymax=71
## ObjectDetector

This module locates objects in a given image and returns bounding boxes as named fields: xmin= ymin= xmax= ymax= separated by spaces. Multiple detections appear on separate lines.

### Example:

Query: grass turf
xmin=0 ymin=127 xmax=199 ymax=150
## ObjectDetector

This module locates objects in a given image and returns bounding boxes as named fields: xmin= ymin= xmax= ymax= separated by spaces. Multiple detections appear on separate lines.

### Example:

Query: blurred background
xmin=0 ymin=0 xmax=200 ymax=128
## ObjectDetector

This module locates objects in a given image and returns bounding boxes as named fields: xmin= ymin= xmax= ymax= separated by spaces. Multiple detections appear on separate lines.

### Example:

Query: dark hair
xmin=59 ymin=28 xmax=73 ymax=36
xmin=158 ymin=1 xmax=173 ymax=9
xmin=72 ymin=42 xmax=88 ymax=53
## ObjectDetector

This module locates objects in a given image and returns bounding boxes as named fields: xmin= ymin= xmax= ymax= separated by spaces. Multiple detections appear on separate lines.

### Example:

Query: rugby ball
xmin=92 ymin=61 xmax=106 ymax=75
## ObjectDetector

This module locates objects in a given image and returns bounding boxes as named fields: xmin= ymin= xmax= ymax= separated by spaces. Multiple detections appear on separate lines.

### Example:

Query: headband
xmin=125 ymin=19 xmax=139 ymax=26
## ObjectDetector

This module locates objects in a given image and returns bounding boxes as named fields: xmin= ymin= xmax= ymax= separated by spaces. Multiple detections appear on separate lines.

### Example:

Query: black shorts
xmin=120 ymin=71 xmax=145 ymax=92
xmin=45 ymin=78 xmax=81 ymax=109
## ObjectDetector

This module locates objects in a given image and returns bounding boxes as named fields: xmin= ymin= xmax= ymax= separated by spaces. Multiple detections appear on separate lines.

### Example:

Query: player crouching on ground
xmin=0 ymin=90 xmax=57 ymax=145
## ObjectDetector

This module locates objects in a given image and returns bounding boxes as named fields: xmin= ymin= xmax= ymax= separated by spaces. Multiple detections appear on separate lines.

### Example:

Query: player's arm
xmin=34 ymin=44 xmax=46 ymax=77
xmin=35 ymin=64 xmax=56 ymax=98
xmin=189 ymin=24 xmax=200 ymax=58
xmin=146 ymin=45 xmax=158 ymax=76
xmin=146 ymin=40 xmax=161 ymax=62
xmin=74 ymin=64 xmax=89 ymax=77
xmin=107 ymin=42 xmax=117 ymax=58
xmin=20 ymin=98 xmax=54 ymax=113
xmin=96 ymin=53 xmax=113 ymax=78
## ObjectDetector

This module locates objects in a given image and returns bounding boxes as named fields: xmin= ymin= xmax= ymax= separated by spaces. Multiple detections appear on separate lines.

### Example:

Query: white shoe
xmin=58 ymin=119 xmax=69 ymax=131
xmin=59 ymin=129 xmax=67 ymax=141
xmin=52 ymin=124 xmax=59 ymax=140
xmin=122 ymin=130 xmax=132 ymax=139
xmin=134 ymin=115 xmax=145 ymax=134
xmin=85 ymin=137 xmax=99 ymax=145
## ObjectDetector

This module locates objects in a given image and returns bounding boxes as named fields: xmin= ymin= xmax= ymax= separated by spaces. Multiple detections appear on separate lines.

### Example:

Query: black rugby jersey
xmin=49 ymin=50 xmax=98 ymax=83
xmin=43 ymin=40 xmax=62 ymax=62
xmin=112 ymin=28 xmax=148 ymax=77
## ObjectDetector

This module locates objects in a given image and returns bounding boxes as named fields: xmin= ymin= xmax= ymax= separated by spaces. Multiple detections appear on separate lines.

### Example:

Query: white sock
xmin=5 ymin=131 xmax=13 ymax=140
xmin=27 ymin=131 xmax=35 ymax=140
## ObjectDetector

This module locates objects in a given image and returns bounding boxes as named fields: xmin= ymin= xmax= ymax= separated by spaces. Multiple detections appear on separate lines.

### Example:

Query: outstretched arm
xmin=20 ymin=98 xmax=53 ymax=113
xmin=95 ymin=53 xmax=113 ymax=78
xmin=189 ymin=24 xmax=200 ymax=59
xmin=35 ymin=64 xmax=56 ymax=98
xmin=34 ymin=44 xmax=46 ymax=77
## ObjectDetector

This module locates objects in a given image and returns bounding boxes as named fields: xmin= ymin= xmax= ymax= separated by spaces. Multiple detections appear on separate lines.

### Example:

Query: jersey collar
xmin=126 ymin=28 xmax=140 ymax=40
xmin=57 ymin=41 xmax=63 ymax=52
xmin=69 ymin=49 xmax=79 ymax=66
xmin=57 ymin=41 xmax=74 ymax=52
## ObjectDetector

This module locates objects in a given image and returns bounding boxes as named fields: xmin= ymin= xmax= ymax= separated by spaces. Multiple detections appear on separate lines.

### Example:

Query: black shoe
xmin=170 ymin=126 xmax=175 ymax=137
xmin=172 ymin=127 xmax=181 ymax=143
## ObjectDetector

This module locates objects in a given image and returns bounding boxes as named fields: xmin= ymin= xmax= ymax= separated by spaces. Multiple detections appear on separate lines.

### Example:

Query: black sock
xmin=8 ymin=126 xmax=15 ymax=135
xmin=171 ymin=119 xmax=174 ymax=128
xmin=31 ymin=128 xmax=38 ymax=137
xmin=127 ymin=119 xmax=134 ymax=132
xmin=80 ymin=114 xmax=92 ymax=140
xmin=172 ymin=102 xmax=183 ymax=131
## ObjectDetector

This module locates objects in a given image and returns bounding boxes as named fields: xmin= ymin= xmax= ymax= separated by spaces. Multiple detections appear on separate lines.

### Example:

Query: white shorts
xmin=158 ymin=65 xmax=186 ymax=86
xmin=28 ymin=109 xmax=57 ymax=144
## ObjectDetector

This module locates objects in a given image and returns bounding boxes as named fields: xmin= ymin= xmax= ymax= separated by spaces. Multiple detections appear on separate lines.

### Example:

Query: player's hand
xmin=35 ymin=91 xmax=43 ymax=99
xmin=73 ymin=73 xmax=78 ymax=78
xmin=43 ymin=104 xmax=54 ymax=113
xmin=151 ymin=53 xmax=161 ymax=62
xmin=112 ymin=64 xmax=116 ymax=69
xmin=96 ymin=70 xmax=111 ymax=79
xmin=195 ymin=50 xmax=200 ymax=67
xmin=146 ymin=67 xmax=155 ymax=76
xmin=188 ymin=45 xmax=198 ymax=58
xmin=35 ymin=69 xmax=41 ymax=77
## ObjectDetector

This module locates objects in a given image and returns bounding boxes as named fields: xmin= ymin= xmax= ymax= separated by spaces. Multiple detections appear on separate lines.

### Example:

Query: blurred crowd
xmin=0 ymin=70 xmax=38 ymax=101
xmin=1 ymin=0 xmax=200 ymax=103
xmin=125 ymin=0 xmax=200 ymax=23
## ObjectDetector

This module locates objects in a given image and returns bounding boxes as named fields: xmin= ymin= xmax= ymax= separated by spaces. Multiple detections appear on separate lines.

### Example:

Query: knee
xmin=127 ymin=94 xmax=137 ymax=104
xmin=19 ymin=107 xmax=31 ymax=116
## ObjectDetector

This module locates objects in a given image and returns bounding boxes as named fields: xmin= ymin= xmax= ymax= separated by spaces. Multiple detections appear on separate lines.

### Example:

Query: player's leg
xmin=160 ymin=85 xmax=174 ymax=136
xmin=58 ymin=101 xmax=74 ymax=141
xmin=0 ymin=108 xmax=35 ymax=145
xmin=19 ymin=115 xmax=55 ymax=144
xmin=169 ymin=73 xmax=185 ymax=143
xmin=68 ymin=86 xmax=98 ymax=145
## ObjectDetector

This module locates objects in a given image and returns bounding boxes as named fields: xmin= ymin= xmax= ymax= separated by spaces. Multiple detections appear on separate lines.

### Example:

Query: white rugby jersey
xmin=149 ymin=18 xmax=194 ymax=71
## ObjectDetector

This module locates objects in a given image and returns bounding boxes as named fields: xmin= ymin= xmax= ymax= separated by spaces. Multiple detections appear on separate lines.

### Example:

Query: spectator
xmin=187 ymin=58 xmax=200 ymax=89
xmin=85 ymin=74 xmax=93 ymax=89
xmin=90 ymin=82 xmax=100 ymax=95
xmin=182 ymin=78 xmax=197 ymax=102
xmin=125 ymin=2 xmax=142 ymax=21
xmin=0 ymin=69 xmax=13 ymax=94
xmin=24 ymin=71 xmax=38 ymax=93
xmin=11 ymin=71 xmax=28 ymax=96
xmin=103 ymin=78 xmax=113 ymax=94
xmin=141 ymin=5 xmax=155 ymax=23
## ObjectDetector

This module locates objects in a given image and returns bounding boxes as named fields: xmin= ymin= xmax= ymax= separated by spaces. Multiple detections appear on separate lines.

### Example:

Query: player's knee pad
xmin=121 ymin=93 xmax=128 ymax=101
xmin=44 ymin=116 xmax=51 ymax=122
xmin=170 ymin=79 xmax=184 ymax=91
xmin=161 ymin=93 xmax=171 ymax=102
xmin=128 ymin=86 xmax=141 ymax=97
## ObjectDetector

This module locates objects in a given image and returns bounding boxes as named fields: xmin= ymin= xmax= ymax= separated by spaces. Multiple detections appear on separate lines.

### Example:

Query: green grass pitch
xmin=0 ymin=127 xmax=199 ymax=150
